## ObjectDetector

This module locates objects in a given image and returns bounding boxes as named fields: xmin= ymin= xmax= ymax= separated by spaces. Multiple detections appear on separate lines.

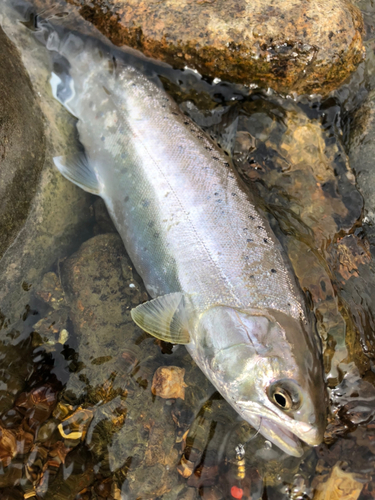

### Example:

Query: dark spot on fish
xmin=217 ymin=200 xmax=222 ymax=203
xmin=171 ymin=111 xmax=179 ymax=116
xmin=271 ymin=269 xmax=277 ymax=273
xmin=320 ymin=280 xmax=326 ymax=292
xmin=264 ymin=238 xmax=268 ymax=243
xmin=243 ymin=228 xmax=248 ymax=231
xmin=153 ymin=232 xmax=160 ymax=238
xmin=142 ymin=200 xmax=150 ymax=208
xmin=212 ymin=157 xmax=220 ymax=161
xmin=224 ymin=163 xmax=230 ymax=167
xmin=247 ymin=239 xmax=253 ymax=243
xmin=205 ymin=146 xmax=213 ymax=151
xmin=102 ymin=86 xmax=111 ymax=95
xmin=217 ymin=143 xmax=222 ymax=148
xmin=148 ymin=221 xmax=155 ymax=228
xmin=250 ymin=275 xmax=255 ymax=279
xmin=184 ymin=120 xmax=189 ymax=125
xmin=197 ymin=135 xmax=203 ymax=140
xmin=244 ymin=256 xmax=249 ymax=260
xmin=131 ymin=83 xmax=136 ymax=87
xmin=249 ymin=215 xmax=255 ymax=220
xmin=224 ymin=151 xmax=229 ymax=156
xmin=161 ymin=104 xmax=166 ymax=108
xmin=287 ymin=302 xmax=291 ymax=306
xmin=214 ymin=193 xmax=219 ymax=195
xmin=257 ymin=226 xmax=263 ymax=230
xmin=231 ymin=193 xmax=236 ymax=196
xmin=124 ymin=196 xmax=129 ymax=202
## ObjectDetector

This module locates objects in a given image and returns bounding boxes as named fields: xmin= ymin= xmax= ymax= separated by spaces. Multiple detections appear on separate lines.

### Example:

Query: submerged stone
xmin=349 ymin=89 xmax=375 ymax=249
xmin=0 ymin=26 xmax=45 ymax=260
xmin=66 ymin=0 xmax=364 ymax=95
xmin=0 ymin=7 xmax=94 ymax=328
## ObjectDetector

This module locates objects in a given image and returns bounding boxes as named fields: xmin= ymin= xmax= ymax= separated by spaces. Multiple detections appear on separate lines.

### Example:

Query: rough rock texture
xmin=60 ymin=233 xmax=149 ymax=402
xmin=0 ymin=27 xmax=45 ymax=259
xmin=349 ymin=89 xmax=375 ymax=249
xmin=0 ymin=4 xmax=93 ymax=327
xmin=66 ymin=0 xmax=364 ymax=95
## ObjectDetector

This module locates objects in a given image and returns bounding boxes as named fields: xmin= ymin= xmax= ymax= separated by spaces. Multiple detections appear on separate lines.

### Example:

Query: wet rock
xmin=0 ymin=4 xmax=93 ymax=329
xmin=0 ymin=339 xmax=35 ymax=415
xmin=38 ymin=446 xmax=94 ymax=500
xmin=60 ymin=233 xmax=149 ymax=402
xmin=152 ymin=366 xmax=187 ymax=400
xmin=65 ymin=0 xmax=364 ymax=95
xmin=14 ymin=385 xmax=58 ymax=430
xmin=0 ymin=26 xmax=45 ymax=260
xmin=349 ymin=89 xmax=375 ymax=248
xmin=56 ymin=233 xmax=184 ymax=496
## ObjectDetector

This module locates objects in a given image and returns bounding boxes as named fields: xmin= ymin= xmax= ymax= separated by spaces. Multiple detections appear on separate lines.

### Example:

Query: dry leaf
xmin=313 ymin=462 xmax=366 ymax=500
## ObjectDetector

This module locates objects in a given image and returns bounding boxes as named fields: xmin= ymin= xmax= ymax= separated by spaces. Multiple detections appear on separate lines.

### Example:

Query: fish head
xmin=195 ymin=306 xmax=327 ymax=457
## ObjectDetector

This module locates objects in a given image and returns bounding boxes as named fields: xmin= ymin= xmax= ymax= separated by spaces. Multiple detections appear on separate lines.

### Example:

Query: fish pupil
xmin=274 ymin=392 xmax=287 ymax=408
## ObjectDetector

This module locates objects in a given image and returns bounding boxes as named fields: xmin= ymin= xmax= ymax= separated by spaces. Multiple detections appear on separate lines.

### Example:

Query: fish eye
xmin=267 ymin=380 xmax=301 ymax=411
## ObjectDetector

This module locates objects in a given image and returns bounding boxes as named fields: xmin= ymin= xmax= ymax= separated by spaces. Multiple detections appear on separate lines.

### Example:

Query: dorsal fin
xmin=131 ymin=293 xmax=191 ymax=344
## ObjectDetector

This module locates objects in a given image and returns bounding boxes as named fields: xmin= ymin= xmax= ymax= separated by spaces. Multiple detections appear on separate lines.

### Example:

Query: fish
xmin=36 ymin=19 xmax=326 ymax=456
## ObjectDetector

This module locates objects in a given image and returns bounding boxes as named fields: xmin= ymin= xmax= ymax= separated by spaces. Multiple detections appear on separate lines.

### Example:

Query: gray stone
xmin=349 ymin=89 xmax=375 ymax=248
xmin=0 ymin=3 xmax=93 ymax=328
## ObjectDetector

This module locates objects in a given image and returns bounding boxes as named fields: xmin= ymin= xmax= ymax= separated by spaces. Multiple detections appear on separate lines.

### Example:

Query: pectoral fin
xmin=131 ymin=293 xmax=191 ymax=344
xmin=54 ymin=152 xmax=101 ymax=195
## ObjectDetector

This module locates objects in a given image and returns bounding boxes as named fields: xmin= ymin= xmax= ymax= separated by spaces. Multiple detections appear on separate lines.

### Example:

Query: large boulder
xmin=0 ymin=27 xmax=45 ymax=260
xmin=0 ymin=4 xmax=93 ymax=327
xmin=66 ymin=0 xmax=364 ymax=95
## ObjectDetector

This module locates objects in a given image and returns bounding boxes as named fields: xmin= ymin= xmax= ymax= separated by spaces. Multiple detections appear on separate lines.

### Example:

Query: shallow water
xmin=1 ymin=0 xmax=375 ymax=499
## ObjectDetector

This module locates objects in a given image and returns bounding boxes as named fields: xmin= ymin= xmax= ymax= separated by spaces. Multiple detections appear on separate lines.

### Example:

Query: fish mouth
xmin=259 ymin=417 xmax=324 ymax=457
xmin=259 ymin=418 xmax=304 ymax=457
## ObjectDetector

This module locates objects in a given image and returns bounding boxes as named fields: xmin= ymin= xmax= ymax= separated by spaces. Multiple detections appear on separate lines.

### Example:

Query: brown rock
xmin=67 ymin=0 xmax=364 ymax=95
xmin=151 ymin=366 xmax=187 ymax=400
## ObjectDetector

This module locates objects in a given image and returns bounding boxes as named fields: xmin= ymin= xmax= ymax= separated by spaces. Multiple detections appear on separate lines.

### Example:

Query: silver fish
xmin=45 ymin=28 xmax=326 ymax=456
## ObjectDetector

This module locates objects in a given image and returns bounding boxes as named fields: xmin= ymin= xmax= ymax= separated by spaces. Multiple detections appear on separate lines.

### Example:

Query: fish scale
xmin=43 ymin=23 xmax=326 ymax=456
xmin=71 ymin=61 xmax=304 ymax=321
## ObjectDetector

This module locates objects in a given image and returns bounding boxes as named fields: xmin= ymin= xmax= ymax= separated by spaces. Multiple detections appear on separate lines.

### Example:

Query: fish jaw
xmin=259 ymin=418 xmax=318 ymax=457
xmin=237 ymin=399 xmax=324 ymax=457
xmin=259 ymin=418 xmax=304 ymax=457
